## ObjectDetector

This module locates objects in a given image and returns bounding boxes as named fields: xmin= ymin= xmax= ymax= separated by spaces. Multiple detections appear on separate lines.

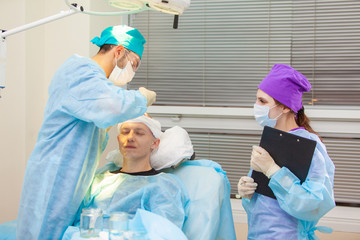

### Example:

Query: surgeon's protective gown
xmin=16 ymin=55 xmax=147 ymax=240
xmin=243 ymin=128 xmax=335 ymax=240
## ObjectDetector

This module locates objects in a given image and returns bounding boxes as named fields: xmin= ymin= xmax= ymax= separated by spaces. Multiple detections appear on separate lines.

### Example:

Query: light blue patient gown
xmin=16 ymin=55 xmax=147 ymax=240
xmin=63 ymin=162 xmax=189 ymax=239
xmin=243 ymin=128 xmax=335 ymax=240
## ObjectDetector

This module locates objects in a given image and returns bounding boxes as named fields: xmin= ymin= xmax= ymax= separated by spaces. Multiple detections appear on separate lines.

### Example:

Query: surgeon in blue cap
xmin=16 ymin=25 xmax=156 ymax=240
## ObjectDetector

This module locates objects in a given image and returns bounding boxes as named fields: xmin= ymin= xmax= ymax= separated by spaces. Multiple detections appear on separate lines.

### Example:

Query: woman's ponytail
xmin=295 ymin=107 xmax=322 ymax=141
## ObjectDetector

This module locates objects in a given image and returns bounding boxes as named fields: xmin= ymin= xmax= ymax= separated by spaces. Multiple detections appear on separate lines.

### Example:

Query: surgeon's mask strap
xmin=270 ymin=104 xmax=283 ymax=120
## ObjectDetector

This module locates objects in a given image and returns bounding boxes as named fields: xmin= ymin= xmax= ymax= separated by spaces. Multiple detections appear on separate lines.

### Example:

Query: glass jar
xmin=80 ymin=208 xmax=103 ymax=238
xmin=109 ymin=212 xmax=129 ymax=240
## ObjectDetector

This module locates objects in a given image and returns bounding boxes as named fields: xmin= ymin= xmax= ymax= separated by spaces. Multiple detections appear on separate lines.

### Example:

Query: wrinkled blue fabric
xmin=133 ymin=209 xmax=187 ymax=240
xmin=16 ymin=54 xmax=147 ymax=240
xmin=243 ymin=129 xmax=335 ymax=240
xmin=70 ymin=162 xmax=189 ymax=231
xmin=166 ymin=159 xmax=237 ymax=240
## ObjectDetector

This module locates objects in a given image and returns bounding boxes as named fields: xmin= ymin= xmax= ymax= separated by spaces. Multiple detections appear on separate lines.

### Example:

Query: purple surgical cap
xmin=258 ymin=64 xmax=311 ymax=113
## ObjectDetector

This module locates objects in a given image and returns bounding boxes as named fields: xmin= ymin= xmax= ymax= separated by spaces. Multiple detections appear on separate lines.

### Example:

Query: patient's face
xmin=118 ymin=122 xmax=157 ymax=161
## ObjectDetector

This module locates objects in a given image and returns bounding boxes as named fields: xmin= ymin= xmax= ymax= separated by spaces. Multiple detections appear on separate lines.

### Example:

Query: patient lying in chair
xmin=64 ymin=115 xmax=192 ymax=239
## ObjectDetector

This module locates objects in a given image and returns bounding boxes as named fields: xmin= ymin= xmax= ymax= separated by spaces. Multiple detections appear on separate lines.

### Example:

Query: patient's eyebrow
xmin=121 ymin=127 xmax=149 ymax=133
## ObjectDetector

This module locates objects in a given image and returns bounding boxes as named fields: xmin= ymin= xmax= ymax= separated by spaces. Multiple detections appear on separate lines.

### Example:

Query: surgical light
xmin=108 ymin=0 xmax=190 ymax=15
xmin=108 ymin=0 xmax=146 ymax=11
xmin=147 ymin=0 xmax=190 ymax=15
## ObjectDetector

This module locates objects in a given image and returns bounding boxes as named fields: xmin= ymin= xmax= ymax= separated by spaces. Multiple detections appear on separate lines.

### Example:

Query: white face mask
xmin=109 ymin=59 xmax=135 ymax=86
xmin=253 ymin=104 xmax=283 ymax=128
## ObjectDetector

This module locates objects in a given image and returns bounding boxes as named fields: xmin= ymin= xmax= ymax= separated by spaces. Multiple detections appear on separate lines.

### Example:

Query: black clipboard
xmin=251 ymin=126 xmax=317 ymax=199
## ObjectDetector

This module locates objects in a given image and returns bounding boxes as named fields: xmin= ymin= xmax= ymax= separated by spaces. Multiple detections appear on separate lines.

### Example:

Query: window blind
xmin=129 ymin=0 xmax=292 ymax=106
xmin=129 ymin=0 xmax=360 ymax=205
xmin=129 ymin=0 xmax=360 ymax=107
xmin=291 ymin=0 xmax=360 ymax=106
xmin=324 ymin=137 xmax=360 ymax=204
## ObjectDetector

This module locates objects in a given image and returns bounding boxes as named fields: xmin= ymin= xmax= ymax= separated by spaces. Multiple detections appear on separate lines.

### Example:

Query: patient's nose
xmin=127 ymin=130 xmax=135 ymax=142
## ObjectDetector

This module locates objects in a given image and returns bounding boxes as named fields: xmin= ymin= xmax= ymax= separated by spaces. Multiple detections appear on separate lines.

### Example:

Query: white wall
xmin=0 ymin=0 xmax=90 ymax=222
xmin=0 ymin=0 xmax=26 ymax=223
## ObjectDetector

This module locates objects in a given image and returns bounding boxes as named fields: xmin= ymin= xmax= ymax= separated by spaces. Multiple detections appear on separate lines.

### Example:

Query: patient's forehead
xmin=120 ymin=122 xmax=152 ymax=134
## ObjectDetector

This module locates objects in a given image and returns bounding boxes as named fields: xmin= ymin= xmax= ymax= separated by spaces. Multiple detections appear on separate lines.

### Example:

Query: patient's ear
xmin=151 ymin=138 xmax=160 ymax=150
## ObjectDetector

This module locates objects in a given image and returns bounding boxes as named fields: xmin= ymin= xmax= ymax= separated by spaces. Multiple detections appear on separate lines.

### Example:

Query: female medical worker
xmin=16 ymin=25 xmax=156 ymax=240
xmin=238 ymin=64 xmax=335 ymax=240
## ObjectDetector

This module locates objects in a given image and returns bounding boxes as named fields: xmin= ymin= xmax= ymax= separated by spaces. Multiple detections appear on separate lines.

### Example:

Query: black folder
xmin=251 ymin=126 xmax=317 ymax=199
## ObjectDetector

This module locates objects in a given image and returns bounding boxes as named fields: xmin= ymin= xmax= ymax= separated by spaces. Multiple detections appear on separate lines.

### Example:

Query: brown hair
xmin=295 ymin=107 xmax=322 ymax=141
xmin=97 ymin=44 xmax=116 ymax=54
xmin=275 ymin=100 xmax=322 ymax=141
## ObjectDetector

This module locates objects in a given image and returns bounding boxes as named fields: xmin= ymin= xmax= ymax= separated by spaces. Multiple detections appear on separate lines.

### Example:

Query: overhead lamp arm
xmin=0 ymin=0 xmax=153 ymax=40
xmin=0 ymin=2 xmax=149 ymax=97
xmin=0 ymin=0 xmax=187 ymax=97
xmin=0 ymin=4 xmax=82 ymax=40
xmin=0 ymin=4 xmax=83 ymax=98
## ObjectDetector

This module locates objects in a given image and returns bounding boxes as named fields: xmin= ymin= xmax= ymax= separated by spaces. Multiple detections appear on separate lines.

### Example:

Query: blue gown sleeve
xmin=269 ymin=143 xmax=336 ymax=221
xmin=61 ymin=63 xmax=147 ymax=129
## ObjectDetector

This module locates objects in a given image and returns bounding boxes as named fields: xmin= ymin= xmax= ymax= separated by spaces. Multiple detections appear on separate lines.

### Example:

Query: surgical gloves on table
xmin=250 ymin=145 xmax=280 ymax=178
xmin=139 ymin=87 xmax=156 ymax=107
xmin=238 ymin=176 xmax=257 ymax=199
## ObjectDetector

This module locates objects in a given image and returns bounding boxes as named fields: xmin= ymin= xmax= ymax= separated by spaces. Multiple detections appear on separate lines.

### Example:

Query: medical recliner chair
xmin=164 ymin=159 xmax=237 ymax=240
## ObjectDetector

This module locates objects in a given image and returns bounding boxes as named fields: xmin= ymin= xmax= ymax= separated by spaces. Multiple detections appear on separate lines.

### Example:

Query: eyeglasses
xmin=125 ymin=49 xmax=141 ymax=72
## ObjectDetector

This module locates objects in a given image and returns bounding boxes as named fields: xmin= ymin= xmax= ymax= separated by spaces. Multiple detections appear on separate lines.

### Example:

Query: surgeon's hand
xmin=139 ymin=87 xmax=156 ymax=107
xmin=251 ymin=145 xmax=280 ymax=178
xmin=238 ymin=176 xmax=257 ymax=199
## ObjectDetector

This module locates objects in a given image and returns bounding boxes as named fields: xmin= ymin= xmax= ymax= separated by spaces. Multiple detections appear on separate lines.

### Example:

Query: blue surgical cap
xmin=91 ymin=25 xmax=146 ymax=59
